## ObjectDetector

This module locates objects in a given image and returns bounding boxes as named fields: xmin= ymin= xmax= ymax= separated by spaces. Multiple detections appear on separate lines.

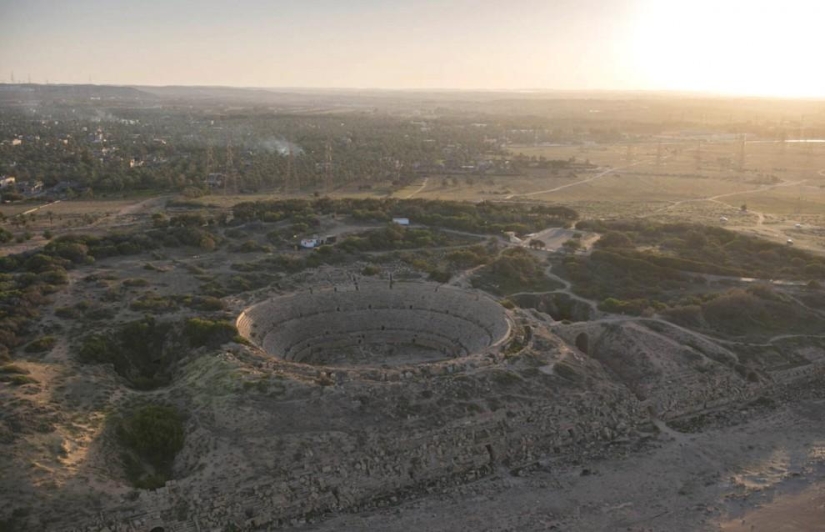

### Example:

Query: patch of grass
xmin=184 ymin=295 xmax=226 ymax=311
xmin=183 ymin=318 xmax=238 ymax=348
xmin=488 ymin=369 xmax=524 ymax=387
xmin=116 ymin=404 xmax=184 ymax=489
xmin=129 ymin=294 xmax=179 ymax=313
xmin=0 ymin=364 xmax=29 ymax=374
xmin=77 ymin=317 xmax=181 ymax=390
xmin=0 ymin=374 xmax=38 ymax=385
xmin=554 ymin=362 xmax=582 ymax=382
xmin=55 ymin=306 xmax=82 ymax=319
xmin=361 ymin=264 xmax=381 ymax=276
xmin=472 ymin=248 xmax=562 ymax=295
xmin=24 ymin=336 xmax=56 ymax=353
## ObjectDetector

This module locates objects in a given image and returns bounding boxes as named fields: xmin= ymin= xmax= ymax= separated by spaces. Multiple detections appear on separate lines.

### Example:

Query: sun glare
xmin=631 ymin=0 xmax=825 ymax=98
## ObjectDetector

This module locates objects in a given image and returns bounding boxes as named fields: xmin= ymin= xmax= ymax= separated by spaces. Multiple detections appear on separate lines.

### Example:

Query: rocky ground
xmin=303 ymin=394 xmax=825 ymax=532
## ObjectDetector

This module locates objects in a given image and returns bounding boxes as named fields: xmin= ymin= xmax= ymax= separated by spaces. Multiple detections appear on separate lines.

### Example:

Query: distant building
xmin=392 ymin=217 xmax=410 ymax=226
xmin=0 ymin=176 xmax=15 ymax=189
xmin=206 ymin=173 xmax=224 ymax=188
xmin=504 ymin=231 xmax=523 ymax=244
xmin=18 ymin=180 xmax=43 ymax=195
xmin=300 ymin=235 xmax=336 ymax=249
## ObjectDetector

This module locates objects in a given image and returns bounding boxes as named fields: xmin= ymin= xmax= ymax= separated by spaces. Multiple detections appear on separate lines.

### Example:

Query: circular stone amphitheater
xmin=237 ymin=281 xmax=511 ymax=367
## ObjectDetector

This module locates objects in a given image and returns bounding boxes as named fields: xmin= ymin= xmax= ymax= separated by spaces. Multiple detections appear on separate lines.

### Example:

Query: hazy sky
xmin=1 ymin=0 xmax=823 ymax=97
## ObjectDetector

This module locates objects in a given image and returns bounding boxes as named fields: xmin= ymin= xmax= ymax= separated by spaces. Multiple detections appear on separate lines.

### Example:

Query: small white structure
xmin=206 ymin=173 xmax=224 ymax=188
xmin=392 ymin=217 xmax=410 ymax=226
xmin=795 ymin=223 xmax=802 ymax=229
xmin=18 ymin=180 xmax=43 ymax=195
xmin=786 ymin=238 xmax=794 ymax=246
xmin=720 ymin=216 xmax=728 ymax=223
xmin=0 ymin=176 xmax=15 ymax=189
xmin=300 ymin=238 xmax=319 ymax=249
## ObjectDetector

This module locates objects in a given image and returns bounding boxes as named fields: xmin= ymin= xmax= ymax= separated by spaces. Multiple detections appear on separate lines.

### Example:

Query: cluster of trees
xmin=116 ymin=404 xmax=185 ymax=489
xmin=0 ymin=105 xmax=511 ymax=195
xmin=472 ymin=247 xmax=561 ymax=295
xmin=560 ymin=248 xmax=695 ymax=305
xmin=78 ymin=315 xmax=240 ymax=389
xmin=0 ymin=251 xmax=71 ymax=364
xmin=183 ymin=318 xmax=238 ymax=348
xmin=338 ymin=225 xmax=453 ymax=253
xmin=662 ymin=284 xmax=825 ymax=338
xmin=233 ymin=198 xmax=577 ymax=236
xmin=556 ymin=220 xmax=825 ymax=335
xmin=578 ymin=219 xmax=825 ymax=280
xmin=78 ymin=317 xmax=179 ymax=390
xmin=393 ymin=241 xmax=499 ymax=284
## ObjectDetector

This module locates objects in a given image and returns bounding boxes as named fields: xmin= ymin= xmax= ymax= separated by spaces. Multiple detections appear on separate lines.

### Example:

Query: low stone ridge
xmin=237 ymin=281 xmax=510 ymax=367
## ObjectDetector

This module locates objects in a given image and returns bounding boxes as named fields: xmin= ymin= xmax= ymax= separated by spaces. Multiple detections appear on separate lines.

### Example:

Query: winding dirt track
xmin=504 ymin=160 xmax=651 ymax=200
xmin=445 ymin=223 xmax=825 ymax=359
xmin=645 ymin=179 xmax=809 ymax=218
xmin=404 ymin=177 xmax=429 ymax=199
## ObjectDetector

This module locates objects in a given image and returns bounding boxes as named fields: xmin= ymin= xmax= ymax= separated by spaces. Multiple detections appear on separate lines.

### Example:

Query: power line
xmin=324 ymin=140 xmax=333 ymax=190
xmin=737 ymin=135 xmax=746 ymax=172
xmin=223 ymin=141 xmax=239 ymax=195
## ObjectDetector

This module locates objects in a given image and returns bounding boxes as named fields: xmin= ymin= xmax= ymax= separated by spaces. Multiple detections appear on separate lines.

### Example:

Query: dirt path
xmin=21 ymin=200 xmax=62 ymax=216
xmin=115 ymin=194 xmax=172 ymax=217
xmin=404 ymin=177 xmax=429 ymax=199
xmin=645 ymin=179 xmax=808 ymax=217
xmin=504 ymin=160 xmax=649 ymax=200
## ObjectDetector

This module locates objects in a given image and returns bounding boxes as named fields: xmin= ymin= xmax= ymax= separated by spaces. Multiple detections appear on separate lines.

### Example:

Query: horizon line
xmin=1 ymin=82 xmax=823 ymax=101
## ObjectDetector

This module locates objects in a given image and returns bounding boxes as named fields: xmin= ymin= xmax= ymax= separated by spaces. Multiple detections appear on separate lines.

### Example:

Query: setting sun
xmin=631 ymin=0 xmax=825 ymax=98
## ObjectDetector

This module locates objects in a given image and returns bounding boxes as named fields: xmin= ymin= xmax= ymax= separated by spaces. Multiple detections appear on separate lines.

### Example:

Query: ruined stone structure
xmin=237 ymin=281 xmax=510 ymax=366
xmin=49 ymin=281 xmax=825 ymax=532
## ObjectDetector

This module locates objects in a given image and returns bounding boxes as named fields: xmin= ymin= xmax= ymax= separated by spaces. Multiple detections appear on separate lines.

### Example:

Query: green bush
xmin=24 ymin=336 xmax=56 ymax=353
xmin=184 ymin=318 xmax=238 ymax=348
xmin=123 ymin=278 xmax=150 ymax=288
xmin=361 ymin=265 xmax=381 ymax=276
xmin=78 ymin=334 xmax=114 ymax=363
xmin=78 ymin=318 xmax=179 ymax=390
xmin=472 ymin=247 xmax=561 ymax=295
xmin=185 ymin=296 xmax=226 ymax=311
xmin=130 ymin=294 xmax=179 ymax=313
xmin=0 ymin=374 xmax=38 ymax=385
xmin=428 ymin=268 xmax=452 ymax=283
xmin=233 ymin=198 xmax=577 ymax=235
xmin=599 ymin=298 xmax=654 ymax=316
xmin=554 ymin=362 xmax=581 ymax=381
xmin=0 ymin=364 xmax=29 ymax=375
xmin=117 ymin=405 xmax=184 ymax=489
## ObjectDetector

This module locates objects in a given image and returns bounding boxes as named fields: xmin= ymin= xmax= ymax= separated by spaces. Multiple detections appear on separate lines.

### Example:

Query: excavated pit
xmin=237 ymin=281 xmax=510 ymax=367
